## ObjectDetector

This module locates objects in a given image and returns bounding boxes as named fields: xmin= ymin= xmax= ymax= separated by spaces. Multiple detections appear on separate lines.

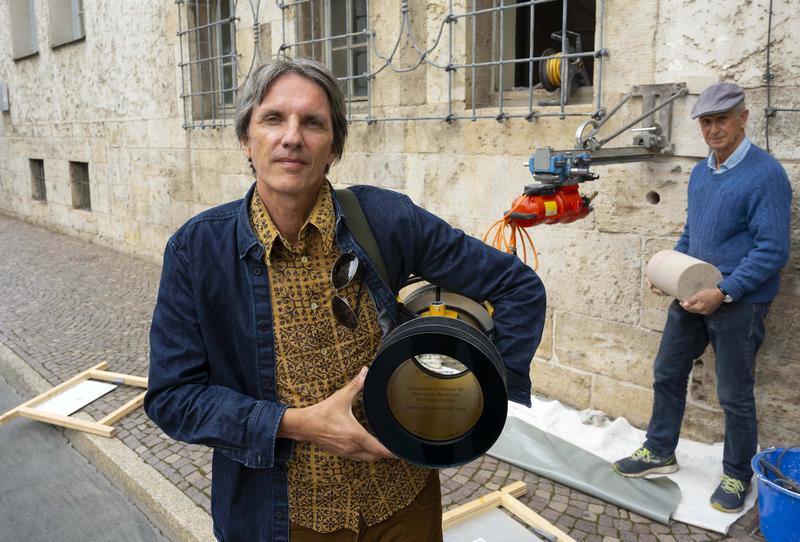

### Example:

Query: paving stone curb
xmin=0 ymin=341 xmax=214 ymax=542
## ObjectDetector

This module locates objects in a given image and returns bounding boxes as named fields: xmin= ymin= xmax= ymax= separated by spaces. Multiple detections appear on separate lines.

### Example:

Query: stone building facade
xmin=1 ymin=0 xmax=798 ymax=445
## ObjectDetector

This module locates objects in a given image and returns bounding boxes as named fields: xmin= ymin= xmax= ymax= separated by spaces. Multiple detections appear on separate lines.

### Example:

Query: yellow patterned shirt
xmin=249 ymin=183 xmax=429 ymax=533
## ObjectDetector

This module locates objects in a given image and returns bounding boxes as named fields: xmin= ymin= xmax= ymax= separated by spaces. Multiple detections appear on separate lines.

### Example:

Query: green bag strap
xmin=335 ymin=188 xmax=391 ymax=288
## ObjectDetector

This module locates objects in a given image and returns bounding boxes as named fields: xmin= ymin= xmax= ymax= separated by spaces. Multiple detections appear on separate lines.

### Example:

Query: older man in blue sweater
xmin=613 ymin=82 xmax=792 ymax=513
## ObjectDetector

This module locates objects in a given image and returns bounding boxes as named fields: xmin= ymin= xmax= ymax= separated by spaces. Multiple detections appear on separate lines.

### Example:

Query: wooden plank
xmin=500 ymin=493 xmax=578 ymax=542
xmin=0 ymin=362 xmax=108 ymax=425
xmin=442 ymin=481 xmax=528 ymax=530
xmin=99 ymin=391 xmax=145 ymax=426
xmin=88 ymin=370 xmax=148 ymax=388
xmin=500 ymin=480 xmax=528 ymax=498
xmin=17 ymin=406 xmax=115 ymax=438
xmin=442 ymin=490 xmax=503 ymax=530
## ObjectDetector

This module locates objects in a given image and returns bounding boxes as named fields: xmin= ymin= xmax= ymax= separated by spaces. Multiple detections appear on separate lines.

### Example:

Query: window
xmin=49 ymin=0 xmax=85 ymax=48
xmin=277 ymin=0 xmax=604 ymax=122
xmin=468 ymin=0 xmax=596 ymax=108
xmin=69 ymin=161 xmax=91 ymax=210
xmin=30 ymin=159 xmax=46 ymax=202
xmin=294 ymin=0 xmax=369 ymax=100
xmin=9 ymin=0 xmax=38 ymax=60
xmin=0 ymin=81 xmax=9 ymax=112
xmin=177 ymin=0 xmax=238 ymax=127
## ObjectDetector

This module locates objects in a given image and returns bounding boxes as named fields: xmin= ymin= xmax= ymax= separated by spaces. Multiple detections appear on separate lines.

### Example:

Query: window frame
xmin=467 ymin=0 xmax=597 ymax=111
xmin=69 ymin=161 xmax=91 ymax=211
xmin=177 ymin=0 xmax=239 ymax=128
xmin=49 ymin=0 xmax=86 ymax=49
xmin=293 ymin=0 xmax=370 ymax=102
xmin=327 ymin=0 xmax=369 ymax=100
xmin=215 ymin=0 xmax=236 ymax=107
xmin=280 ymin=0 xmax=606 ymax=122
xmin=10 ymin=0 xmax=39 ymax=61
xmin=29 ymin=159 xmax=47 ymax=202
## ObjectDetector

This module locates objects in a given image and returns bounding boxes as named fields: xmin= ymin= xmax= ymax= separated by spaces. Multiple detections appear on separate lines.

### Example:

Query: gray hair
xmin=235 ymin=57 xmax=348 ymax=164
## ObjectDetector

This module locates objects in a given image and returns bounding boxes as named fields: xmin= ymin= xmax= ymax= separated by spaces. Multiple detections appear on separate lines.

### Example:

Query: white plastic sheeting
xmin=489 ymin=397 xmax=756 ymax=534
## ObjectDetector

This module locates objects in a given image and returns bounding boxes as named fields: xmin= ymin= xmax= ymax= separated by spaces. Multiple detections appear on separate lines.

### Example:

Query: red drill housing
xmin=506 ymin=185 xmax=594 ymax=228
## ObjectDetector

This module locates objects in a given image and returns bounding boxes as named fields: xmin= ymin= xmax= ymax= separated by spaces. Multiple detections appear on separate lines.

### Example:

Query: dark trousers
xmin=644 ymin=300 xmax=769 ymax=481
xmin=289 ymin=470 xmax=442 ymax=542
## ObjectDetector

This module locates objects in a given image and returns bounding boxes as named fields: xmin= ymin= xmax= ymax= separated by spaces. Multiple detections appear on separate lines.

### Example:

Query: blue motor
xmin=526 ymin=147 xmax=597 ymax=186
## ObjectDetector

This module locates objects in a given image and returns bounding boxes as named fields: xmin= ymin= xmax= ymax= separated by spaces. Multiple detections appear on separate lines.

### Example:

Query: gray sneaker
xmin=613 ymin=446 xmax=679 ymax=477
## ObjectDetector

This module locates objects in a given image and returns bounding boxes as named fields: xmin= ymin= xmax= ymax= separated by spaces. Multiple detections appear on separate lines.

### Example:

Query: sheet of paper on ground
xmin=34 ymin=379 xmax=117 ymax=416
xmin=502 ymin=397 xmax=756 ymax=534
xmin=444 ymin=507 xmax=544 ymax=542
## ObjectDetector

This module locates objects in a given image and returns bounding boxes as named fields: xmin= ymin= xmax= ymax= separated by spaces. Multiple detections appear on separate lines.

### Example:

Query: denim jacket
xmin=144 ymin=183 xmax=545 ymax=541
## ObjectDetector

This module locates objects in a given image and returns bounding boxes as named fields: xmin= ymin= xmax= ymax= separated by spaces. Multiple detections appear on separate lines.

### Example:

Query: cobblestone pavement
xmin=0 ymin=214 xmax=764 ymax=541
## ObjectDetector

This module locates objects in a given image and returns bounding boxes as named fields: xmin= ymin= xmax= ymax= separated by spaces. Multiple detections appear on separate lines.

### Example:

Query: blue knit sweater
xmin=675 ymin=144 xmax=792 ymax=303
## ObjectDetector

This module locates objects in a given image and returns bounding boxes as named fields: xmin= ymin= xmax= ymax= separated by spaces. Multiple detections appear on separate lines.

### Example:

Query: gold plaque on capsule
xmin=386 ymin=355 xmax=483 ymax=442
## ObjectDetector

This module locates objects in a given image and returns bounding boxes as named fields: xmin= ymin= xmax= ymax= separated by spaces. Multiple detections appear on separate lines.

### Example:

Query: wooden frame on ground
xmin=0 ymin=361 xmax=147 ymax=438
xmin=443 ymin=481 xmax=578 ymax=542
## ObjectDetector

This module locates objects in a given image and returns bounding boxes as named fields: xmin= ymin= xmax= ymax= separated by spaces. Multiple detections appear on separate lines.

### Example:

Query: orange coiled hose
xmin=482 ymin=199 xmax=539 ymax=270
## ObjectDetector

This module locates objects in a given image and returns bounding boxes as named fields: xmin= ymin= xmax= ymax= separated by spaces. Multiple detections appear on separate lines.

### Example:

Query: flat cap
xmin=691 ymin=82 xmax=745 ymax=119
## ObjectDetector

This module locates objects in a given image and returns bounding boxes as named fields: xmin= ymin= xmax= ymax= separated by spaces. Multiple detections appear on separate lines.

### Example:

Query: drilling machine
xmin=485 ymin=83 xmax=689 ymax=265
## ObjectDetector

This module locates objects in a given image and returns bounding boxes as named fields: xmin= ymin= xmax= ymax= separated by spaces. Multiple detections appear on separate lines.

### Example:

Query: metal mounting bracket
xmin=630 ymin=83 xmax=687 ymax=154
xmin=575 ymin=83 xmax=688 ymax=155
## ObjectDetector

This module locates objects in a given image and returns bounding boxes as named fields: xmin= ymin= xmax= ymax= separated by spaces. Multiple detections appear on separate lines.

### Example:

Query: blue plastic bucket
xmin=752 ymin=448 xmax=800 ymax=541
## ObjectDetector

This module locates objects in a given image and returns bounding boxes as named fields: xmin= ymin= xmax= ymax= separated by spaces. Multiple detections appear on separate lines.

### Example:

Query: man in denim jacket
xmin=145 ymin=58 xmax=545 ymax=542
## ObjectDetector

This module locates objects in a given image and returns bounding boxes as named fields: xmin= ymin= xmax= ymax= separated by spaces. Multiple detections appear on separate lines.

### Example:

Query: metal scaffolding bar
xmin=347 ymin=110 xmax=594 ymax=123
xmin=176 ymin=15 xmax=236 ymax=36
xmin=451 ymin=0 xmax=561 ymax=20
xmin=289 ymin=29 xmax=368 ymax=48
xmin=595 ymin=0 xmax=605 ymax=114
xmin=450 ymin=50 xmax=597 ymax=70
xmin=498 ymin=0 xmax=505 ymax=119
xmin=241 ymin=0 xmax=606 ymax=126
xmin=528 ymin=2 xmax=535 ymax=117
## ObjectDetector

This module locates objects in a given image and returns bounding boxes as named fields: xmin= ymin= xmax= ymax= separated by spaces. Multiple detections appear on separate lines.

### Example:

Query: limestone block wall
xmin=0 ymin=1 xmax=259 ymax=257
xmin=1 ymin=0 xmax=797 ymax=445
xmin=0 ymin=1 xmax=183 ymax=257
xmin=520 ymin=0 xmax=800 ymax=446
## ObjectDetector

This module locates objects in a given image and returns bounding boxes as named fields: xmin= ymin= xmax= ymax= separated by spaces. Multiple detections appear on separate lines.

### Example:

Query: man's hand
xmin=646 ymin=277 xmax=669 ymax=297
xmin=278 ymin=367 xmax=394 ymax=462
xmin=680 ymin=287 xmax=724 ymax=315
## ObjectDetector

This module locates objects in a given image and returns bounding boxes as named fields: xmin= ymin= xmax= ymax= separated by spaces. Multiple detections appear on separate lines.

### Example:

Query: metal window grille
xmin=285 ymin=0 xmax=370 ymax=103
xmin=69 ymin=161 xmax=91 ymax=211
xmin=177 ymin=0 xmax=239 ymax=128
xmin=279 ymin=0 xmax=605 ymax=123
xmin=29 ymin=159 xmax=46 ymax=202
xmin=468 ymin=0 xmax=597 ymax=115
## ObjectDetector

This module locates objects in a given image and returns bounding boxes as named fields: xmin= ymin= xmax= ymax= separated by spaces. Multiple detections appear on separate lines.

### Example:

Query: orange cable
xmin=483 ymin=197 xmax=543 ymax=270
xmin=520 ymin=225 xmax=539 ymax=270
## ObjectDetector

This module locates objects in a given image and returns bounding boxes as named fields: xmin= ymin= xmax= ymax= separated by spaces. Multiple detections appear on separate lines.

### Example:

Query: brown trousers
xmin=289 ymin=470 xmax=443 ymax=542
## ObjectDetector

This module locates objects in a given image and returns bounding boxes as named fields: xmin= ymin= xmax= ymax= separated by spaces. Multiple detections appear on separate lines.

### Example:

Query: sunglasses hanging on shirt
xmin=330 ymin=251 xmax=364 ymax=330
